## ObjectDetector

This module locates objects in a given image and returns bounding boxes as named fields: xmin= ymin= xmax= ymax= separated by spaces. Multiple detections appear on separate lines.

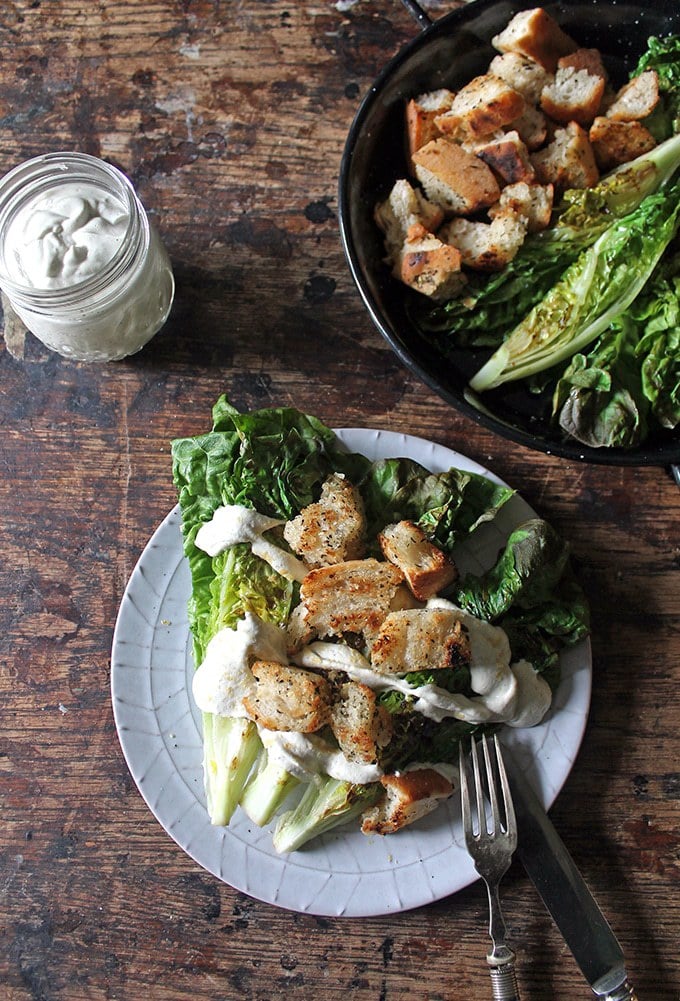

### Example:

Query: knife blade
xmin=504 ymin=750 xmax=639 ymax=1000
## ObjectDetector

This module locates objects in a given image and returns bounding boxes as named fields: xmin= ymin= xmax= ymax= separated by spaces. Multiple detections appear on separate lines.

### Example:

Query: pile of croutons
xmin=375 ymin=6 xmax=661 ymax=300
xmin=248 ymin=473 xmax=465 ymax=834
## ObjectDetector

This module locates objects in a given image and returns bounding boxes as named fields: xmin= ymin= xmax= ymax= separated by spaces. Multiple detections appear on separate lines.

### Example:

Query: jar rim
xmin=0 ymin=152 xmax=149 ymax=305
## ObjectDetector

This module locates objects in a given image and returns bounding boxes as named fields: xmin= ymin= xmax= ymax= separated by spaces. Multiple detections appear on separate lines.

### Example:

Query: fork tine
xmin=459 ymin=740 xmax=472 ymax=836
xmin=494 ymin=734 xmax=518 ymax=847
xmin=471 ymin=732 xmax=487 ymax=836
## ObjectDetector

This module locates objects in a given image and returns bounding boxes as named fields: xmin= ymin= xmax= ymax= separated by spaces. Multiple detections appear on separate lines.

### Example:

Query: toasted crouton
xmin=531 ymin=121 xmax=599 ymax=190
xmin=398 ymin=234 xmax=467 ymax=300
xmin=330 ymin=681 xmax=393 ymax=764
xmin=558 ymin=47 xmax=608 ymax=82
xmin=374 ymin=178 xmax=445 ymax=263
xmin=286 ymin=602 xmax=317 ymax=655
xmin=491 ymin=7 xmax=578 ymax=72
xmin=370 ymin=607 xmax=471 ymax=675
xmin=379 ymin=521 xmax=458 ymax=600
xmin=488 ymin=181 xmax=554 ymax=232
xmin=440 ymin=212 xmax=528 ymax=272
xmin=489 ymin=51 xmax=552 ymax=104
xmin=283 ymin=474 xmax=366 ymax=569
xmin=434 ymin=74 xmax=525 ymax=139
xmin=511 ymin=104 xmax=549 ymax=150
xmin=243 ymin=661 xmax=331 ymax=732
xmin=412 ymin=138 xmax=501 ymax=215
xmin=361 ymin=768 xmax=454 ymax=835
xmin=605 ymin=69 xmax=660 ymax=122
xmin=589 ymin=116 xmax=657 ymax=170
xmin=474 ymin=130 xmax=536 ymax=184
xmin=540 ymin=65 xmax=605 ymax=126
xmin=406 ymin=88 xmax=455 ymax=163
xmin=300 ymin=559 xmax=405 ymax=643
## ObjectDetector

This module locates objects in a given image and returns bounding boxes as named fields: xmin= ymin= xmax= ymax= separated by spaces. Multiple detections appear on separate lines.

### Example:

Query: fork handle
xmin=488 ymin=960 xmax=520 ymax=1001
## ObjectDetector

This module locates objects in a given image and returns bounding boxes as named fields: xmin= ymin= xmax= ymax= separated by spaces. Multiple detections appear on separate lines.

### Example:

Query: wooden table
xmin=1 ymin=2 xmax=679 ymax=998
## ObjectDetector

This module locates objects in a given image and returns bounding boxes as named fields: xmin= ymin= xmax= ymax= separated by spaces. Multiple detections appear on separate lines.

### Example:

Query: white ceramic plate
xmin=111 ymin=429 xmax=592 ymax=917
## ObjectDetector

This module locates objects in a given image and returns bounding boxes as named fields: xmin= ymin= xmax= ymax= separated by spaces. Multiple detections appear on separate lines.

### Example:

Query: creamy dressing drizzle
xmin=192 ymin=612 xmax=288 ymax=717
xmin=259 ymin=728 xmax=382 ymax=784
xmin=195 ymin=504 xmax=308 ymax=582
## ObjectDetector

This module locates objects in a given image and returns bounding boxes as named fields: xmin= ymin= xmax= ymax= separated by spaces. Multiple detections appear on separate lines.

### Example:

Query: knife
xmin=504 ymin=751 xmax=639 ymax=1000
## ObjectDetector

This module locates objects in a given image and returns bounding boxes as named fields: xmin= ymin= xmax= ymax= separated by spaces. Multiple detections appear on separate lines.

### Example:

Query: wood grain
xmin=1 ymin=2 xmax=678 ymax=999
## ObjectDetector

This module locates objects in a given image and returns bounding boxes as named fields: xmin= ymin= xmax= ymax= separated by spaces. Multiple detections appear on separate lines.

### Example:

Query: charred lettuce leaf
xmin=452 ymin=519 xmax=590 ymax=682
xmin=552 ymin=245 xmax=680 ymax=446
xmin=358 ymin=457 xmax=514 ymax=553
xmin=470 ymin=179 xmax=680 ymax=392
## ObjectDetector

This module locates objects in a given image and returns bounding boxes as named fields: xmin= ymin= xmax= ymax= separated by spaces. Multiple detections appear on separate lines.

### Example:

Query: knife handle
xmin=603 ymin=980 xmax=638 ymax=1001
xmin=488 ymin=959 xmax=520 ymax=1000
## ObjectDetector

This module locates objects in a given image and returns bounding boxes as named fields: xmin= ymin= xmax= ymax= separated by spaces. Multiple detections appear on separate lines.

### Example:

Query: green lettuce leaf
xmin=452 ymin=519 xmax=589 ymax=683
xmin=470 ymin=179 xmax=680 ymax=392
xmin=552 ymin=244 xmax=680 ymax=445
xmin=358 ymin=457 xmax=514 ymax=553
xmin=551 ymin=315 xmax=651 ymax=449
xmin=634 ymin=34 xmax=680 ymax=139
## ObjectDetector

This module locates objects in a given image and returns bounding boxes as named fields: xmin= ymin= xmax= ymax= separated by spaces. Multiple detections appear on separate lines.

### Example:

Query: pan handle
xmin=400 ymin=0 xmax=433 ymax=30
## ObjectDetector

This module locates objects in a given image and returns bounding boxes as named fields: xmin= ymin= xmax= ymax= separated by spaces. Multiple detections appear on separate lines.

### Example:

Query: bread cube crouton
xmin=398 ymin=234 xmax=466 ymax=301
xmin=406 ymin=88 xmax=455 ymax=162
xmin=243 ymin=660 xmax=331 ymax=732
xmin=605 ymin=70 xmax=660 ymax=122
xmin=511 ymin=104 xmax=549 ymax=150
xmin=412 ymin=138 xmax=501 ymax=215
xmin=379 ymin=521 xmax=458 ymax=601
xmin=283 ymin=474 xmax=366 ymax=569
xmin=330 ymin=681 xmax=393 ymax=765
xmin=440 ymin=212 xmax=528 ymax=272
xmin=361 ymin=768 xmax=454 ymax=835
xmin=286 ymin=601 xmax=318 ymax=655
xmin=540 ymin=66 xmax=606 ymax=126
xmin=488 ymin=181 xmax=554 ymax=232
xmin=489 ymin=51 xmax=552 ymax=104
xmin=374 ymin=178 xmax=445 ymax=262
xmin=558 ymin=47 xmax=608 ymax=82
xmin=589 ymin=116 xmax=657 ymax=171
xmin=434 ymin=74 xmax=525 ymax=139
xmin=491 ymin=7 xmax=578 ymax=72
xmin=531 ymin=121 xmax=599 ymax=190
xmin=370 ymin=607 xmax=471 ymax=676
xmin=474 ymin=130 xmax=536 ymax=184
xmin=299 ymin=558 xmax=405 ymax=643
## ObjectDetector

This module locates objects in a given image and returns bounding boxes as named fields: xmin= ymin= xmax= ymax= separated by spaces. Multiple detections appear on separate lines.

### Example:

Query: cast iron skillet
xmin=338 ymin=0 xmax=680 ymax=466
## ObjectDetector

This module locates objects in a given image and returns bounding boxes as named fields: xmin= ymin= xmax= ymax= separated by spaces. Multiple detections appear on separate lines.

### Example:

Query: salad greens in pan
xmin=413 ymin=33 xmax=680 ymax=450
xmin=172 ymin=397 xmax=589 ymax=852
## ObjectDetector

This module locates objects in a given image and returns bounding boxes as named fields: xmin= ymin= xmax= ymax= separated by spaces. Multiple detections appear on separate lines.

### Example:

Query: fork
xmin=460 ymin=734 xmax=520 ymax=1001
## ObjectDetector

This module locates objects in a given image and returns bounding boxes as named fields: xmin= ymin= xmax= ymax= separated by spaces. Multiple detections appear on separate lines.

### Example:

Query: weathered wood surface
xmin=1 ymin=2 xmax=679 ymax=999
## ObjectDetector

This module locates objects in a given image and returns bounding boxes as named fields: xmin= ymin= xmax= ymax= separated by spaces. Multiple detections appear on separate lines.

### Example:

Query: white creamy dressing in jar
xmin=0 ymin=152 xmax=175 ymax=361
xmin=4 ymin=182 xmax=128 ymax=289
xmin=195 ymin=504 xmax=308 ymax=582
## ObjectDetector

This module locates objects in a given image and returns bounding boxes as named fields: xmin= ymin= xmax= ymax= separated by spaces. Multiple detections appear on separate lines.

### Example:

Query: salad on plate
xmin=171 ymin=396 xmax=589 ymax=853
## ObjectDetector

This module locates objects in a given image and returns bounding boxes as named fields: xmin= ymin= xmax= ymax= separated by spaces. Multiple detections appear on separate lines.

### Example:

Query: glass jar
xmin=0 ymin=152 xmax=175 ymax=362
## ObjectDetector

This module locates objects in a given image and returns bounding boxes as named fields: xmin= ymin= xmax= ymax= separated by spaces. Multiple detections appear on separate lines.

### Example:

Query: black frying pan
xmin=338 ymin=0 xmax=680 ymax=468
